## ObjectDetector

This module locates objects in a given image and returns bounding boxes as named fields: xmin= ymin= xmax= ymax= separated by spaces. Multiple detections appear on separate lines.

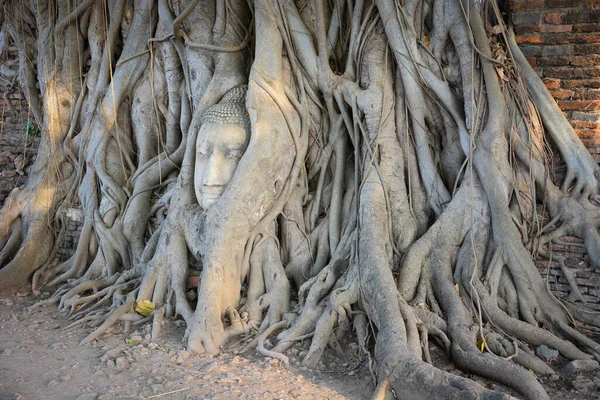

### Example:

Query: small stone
xmin=102 ymin=348 xmax=123 ymax=362
xmin=115 ymin=397 xmax=144 ymax=400
xmin=75 ymin=394 xmax=98 ymax=400
xmin=535 ymin=345 xmax=559 ymax=362
xmin=186 ymin=290 xmax=197 ymax=301
xmin=115 ymin=357 xmax=130 ymax=369
xmin=0 ymin=298 xmax=14 ymax=306
xmin=288 ymin=348 xmax=299 ymax=356
xmin=130 ymin=335 xmax=143 ymax=342
xmin=564 ymin=360 xmax=600 ymax=373
xmin=572 ymin=376 xmax=595 ymax=392
xmin=176 ymin=350 xmax=192 ymax=363
xmin=0 ymin=341 xmax=17 ymax=351
xmin=106 ymin=359 xmax=116 ymax=368
xmin=203 ymin=362 xmax=218 ymax=373
xmin=3 ymin=349 xmax=13 ymax=356
xmin=151 ymin=384 xmax=164 ymax=394
xmin=98 ymin=395 xmax=115 ymax=400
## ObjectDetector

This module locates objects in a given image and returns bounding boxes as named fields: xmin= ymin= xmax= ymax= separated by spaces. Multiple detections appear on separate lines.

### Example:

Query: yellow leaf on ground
xmin=477 ymin=338 xmax=485 ymax=352
xmin=135 ymin=300 xmax=156 ymax=317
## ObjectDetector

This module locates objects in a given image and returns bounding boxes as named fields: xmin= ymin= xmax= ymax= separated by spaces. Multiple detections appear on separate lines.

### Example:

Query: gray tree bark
xmin=2 ymin=1 xmax=600 ymax=398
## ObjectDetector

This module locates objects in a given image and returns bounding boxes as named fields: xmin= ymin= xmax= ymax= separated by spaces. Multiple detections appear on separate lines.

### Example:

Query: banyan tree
xmin=1 ymin=0 xmax=600 ymax=398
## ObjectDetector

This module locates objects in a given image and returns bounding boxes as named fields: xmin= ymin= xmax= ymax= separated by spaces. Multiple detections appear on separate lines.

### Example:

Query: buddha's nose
xmin=203 ymin=154 xmax=227 ymax=187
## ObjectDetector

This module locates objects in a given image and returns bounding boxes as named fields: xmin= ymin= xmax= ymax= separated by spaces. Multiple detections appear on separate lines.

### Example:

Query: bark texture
xmin=2 ymin=0 xmax=600 ymax=398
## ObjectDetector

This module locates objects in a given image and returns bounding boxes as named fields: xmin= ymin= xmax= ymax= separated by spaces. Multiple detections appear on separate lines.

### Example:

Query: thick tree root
xmin=4 ymin=1 xmax=600 ymax=399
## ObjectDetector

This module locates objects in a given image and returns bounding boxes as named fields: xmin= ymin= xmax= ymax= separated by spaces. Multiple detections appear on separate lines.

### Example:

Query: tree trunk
xmin=2 ymin=0 xmax=600 ymax=398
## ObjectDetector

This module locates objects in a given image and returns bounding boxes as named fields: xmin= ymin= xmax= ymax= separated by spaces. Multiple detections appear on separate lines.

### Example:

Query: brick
xmin=546 ymin=67 xmax=600 ymax=79
xmin=562 ymin=9 xmax=600 ymax=24
xmin=550 ymin=283 xmax=571 ymax=292
xmin=544 ymin=32 xmax=600 ymax=44
xmin=516 ymin=34 xmax=544 ymax=44
xmin=571 ymin=120 xmax=600 ymax=128
xmin=540 ymin=56 xmax=571 ymax=65
xmin=557 ymin=100 xmax=600 ymax=110
xmin=572 ymin=111 xmax=600 ymax=122
xmin=574 ymin=88 xmax=600 ymax=100
xmin=550 ymin=89 xmax=575 ymax=99
xmin=537 ymin=260 xmax=562 ymax=271
xmin=563 ymin=79 xmax=600 ymax=89
xmin=544 ymin=67 xmax=575 ymax=79
xmin=584 ymin=303 xmax=600 ymax=311
xmin=513 ymin=1 xmax=545 ymax=8
xmin=541 ymin=24 xmax=573 ymax=33
xmin=521 ymin=45 xmax=543 ymax=57
xmin=582 ymin=137 xmax=600 ymax=147
xmin=545 ymin=0 xmax=585 ymax=7
xmin=515 ymin=25 xmax=542 ymax=34
xmin=572 ymin=55 xmax=600 ymax=67
xmin=514 ymin=12 xmax=543 ymax=26
xmin=576 ymin=270 xmax=594 ymax=279
xmin=545 ymin=13 xmax=563 ymax=24
xmin=574 ymin=67 xmax=600 ymax=78
xmin=573 ymin=22 xmax=600 ymax=32
xmin=578 ymin=129 xmax=600 ymax=138
xmin=544 ymin=78 xmax=561 ymax=89
xmin=562 ymin=237 xmax=585 ymax=244
xmin=583 ymin=294 xmax=600 ymax=303
xmin=550 ymin=243 xmax=570 ymax=252
xmin=571 ymin=245 xmax=590 ymax=253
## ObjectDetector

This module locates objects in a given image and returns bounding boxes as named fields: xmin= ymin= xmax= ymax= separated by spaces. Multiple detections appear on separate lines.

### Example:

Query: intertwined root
xmin=4 ymin=0 xmax=600 ymax=399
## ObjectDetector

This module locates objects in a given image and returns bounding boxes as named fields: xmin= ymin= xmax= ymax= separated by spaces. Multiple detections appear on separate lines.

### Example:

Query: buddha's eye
xmin=197 ymin=148 xmax=208 ymax=157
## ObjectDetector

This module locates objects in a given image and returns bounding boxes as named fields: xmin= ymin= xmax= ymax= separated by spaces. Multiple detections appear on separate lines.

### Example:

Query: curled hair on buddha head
xmin=200 ymin=85 xmax=250 ymax=130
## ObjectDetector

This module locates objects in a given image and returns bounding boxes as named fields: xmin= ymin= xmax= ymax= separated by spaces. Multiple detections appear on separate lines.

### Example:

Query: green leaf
xmin=24 ymin=121 xmax=36 ymax=137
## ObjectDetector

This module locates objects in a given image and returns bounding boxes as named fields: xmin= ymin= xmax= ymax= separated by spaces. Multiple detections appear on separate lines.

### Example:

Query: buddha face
xmin=194 ymin=122 xmax=249 ymax=209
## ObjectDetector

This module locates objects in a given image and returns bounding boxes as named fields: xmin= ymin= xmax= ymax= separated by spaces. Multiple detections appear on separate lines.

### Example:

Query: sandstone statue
xmin=1 ymin=1 xmax=599 ymax=398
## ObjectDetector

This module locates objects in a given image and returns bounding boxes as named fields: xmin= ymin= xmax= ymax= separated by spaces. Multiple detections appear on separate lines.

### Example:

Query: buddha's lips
xmin=201 ymin=188 xmax=224 ymax=199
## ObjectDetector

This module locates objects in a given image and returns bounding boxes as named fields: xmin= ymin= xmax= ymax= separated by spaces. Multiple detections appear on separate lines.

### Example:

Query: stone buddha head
xmin=194 ymin=85 xmax=250 ymax=209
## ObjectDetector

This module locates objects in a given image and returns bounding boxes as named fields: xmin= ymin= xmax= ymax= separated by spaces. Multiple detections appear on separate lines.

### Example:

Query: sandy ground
xmin=0 ymin=292 xmax=371 ymax=400
xmin=1 ymin=290 xmax=600 ymax=400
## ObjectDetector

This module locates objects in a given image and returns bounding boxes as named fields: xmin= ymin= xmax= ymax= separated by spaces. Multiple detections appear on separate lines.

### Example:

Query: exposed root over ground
xmin=2 ymin=0 xmax=600 ymax=399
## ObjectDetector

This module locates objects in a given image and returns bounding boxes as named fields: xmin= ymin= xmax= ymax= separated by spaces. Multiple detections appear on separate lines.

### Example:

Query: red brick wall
xmin=512 ymin=1 xmax=600 ymax=306
xmin=0 ymin=49 xmax=39 ymax=205
xmin=512 ymin=0 xmax=600 ymax=161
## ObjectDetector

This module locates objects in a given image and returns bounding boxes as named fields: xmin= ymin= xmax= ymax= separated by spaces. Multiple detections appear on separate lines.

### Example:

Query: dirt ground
xmin=1 ymin=290 xmax=600 ymax=400
xmin=0 ymin=290 xmax=371 ymax=400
